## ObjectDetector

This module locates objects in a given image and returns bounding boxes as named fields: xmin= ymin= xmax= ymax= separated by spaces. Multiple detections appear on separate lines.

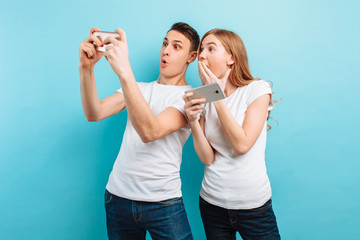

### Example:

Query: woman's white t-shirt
xmin=106 ymin=81 xmax=192 ymax=202
xmin=200 ymin=80 xmax=274 ymax=209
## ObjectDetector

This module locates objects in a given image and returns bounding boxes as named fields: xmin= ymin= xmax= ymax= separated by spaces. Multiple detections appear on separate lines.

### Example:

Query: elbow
xmin=204 ymin=161 xmax=213 ymax=166
xmin=201 ymin=156 xmax=215 ymax=166
xmin=86 ymin=117 xmax=98 ymax=122
xmin=85 ymin=113 xmax=101 ymax=122
xmin=140 ymin=136 xmax=151 ymax=143
xmin=140 ymin=130 xmax=160 ymax=143
xmin=233 ymin=145 xmax=251 ymax=156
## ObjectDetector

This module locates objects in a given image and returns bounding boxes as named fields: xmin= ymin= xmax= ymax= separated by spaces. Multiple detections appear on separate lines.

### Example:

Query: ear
xmin=187 ymin=51 xmax=198 ymax=64
xmin=227 ymin=54 xmax=234 ymax=66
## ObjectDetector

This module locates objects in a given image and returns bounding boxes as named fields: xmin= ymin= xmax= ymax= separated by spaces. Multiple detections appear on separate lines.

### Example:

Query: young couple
xmin=79 ymin=22 xmax=280 ymax=240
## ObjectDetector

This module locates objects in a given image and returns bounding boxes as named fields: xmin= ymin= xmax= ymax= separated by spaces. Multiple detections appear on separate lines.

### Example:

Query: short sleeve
xmin=246 ymin=80 xmax=274 ymax=111
xmin=168 ymin=90 xmax=187 ymax=116
xmin=115 ymin=82 xmax=148 ymax=95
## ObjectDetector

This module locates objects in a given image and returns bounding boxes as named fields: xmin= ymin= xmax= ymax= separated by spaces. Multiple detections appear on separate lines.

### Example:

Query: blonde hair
xmin=199 ymin=29 xmax=279 ymax=130
xmin=199 ymin=29 xmax=259 ymax=86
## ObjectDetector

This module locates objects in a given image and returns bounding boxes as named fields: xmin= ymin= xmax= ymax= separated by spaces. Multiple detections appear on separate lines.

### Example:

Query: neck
xmin=157 ymin=74 xmax=188 ymax=86
xmin=223 ymin=81 xmax=238 ymax=97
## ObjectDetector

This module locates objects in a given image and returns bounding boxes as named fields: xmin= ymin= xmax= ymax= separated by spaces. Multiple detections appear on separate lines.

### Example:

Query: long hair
xmin=199 ymin=29 xmax=258 ymax=86
xmin=199 ymin=29 xmax=279 ymax=130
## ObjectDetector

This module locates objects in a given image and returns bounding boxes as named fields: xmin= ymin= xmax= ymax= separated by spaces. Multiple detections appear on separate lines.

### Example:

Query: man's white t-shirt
xmin=200 ymin=80 xmax=274 ymax=210
xmin=106 ymin=81 xmax=192 ymax=202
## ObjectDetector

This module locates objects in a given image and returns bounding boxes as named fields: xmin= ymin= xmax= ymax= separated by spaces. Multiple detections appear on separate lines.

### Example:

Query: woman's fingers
xmin=198 ymin=61 xmax=209 ymax=82
xmin=201 ymin=61 xmax=216 ymax=79
xmin=184 ymin=98 xmax=206 ymax=109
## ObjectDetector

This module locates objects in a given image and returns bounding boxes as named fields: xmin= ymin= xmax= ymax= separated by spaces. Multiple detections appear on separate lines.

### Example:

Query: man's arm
xmin=79 ymin=27 xmax=125 ymax=122
xmin=104 ymin=28 xmax=187 ymax=142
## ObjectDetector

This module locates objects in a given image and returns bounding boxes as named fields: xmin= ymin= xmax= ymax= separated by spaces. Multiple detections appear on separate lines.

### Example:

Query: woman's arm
xmin=190 ymin=117 xmax=215 ymax=165
xmin=183 ymin=93 xmax=215 ymax=165
xmin=213 ymin=94 xmax=271 ymax=155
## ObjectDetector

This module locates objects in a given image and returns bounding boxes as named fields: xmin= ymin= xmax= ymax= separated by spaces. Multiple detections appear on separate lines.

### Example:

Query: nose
xmin=199 ymin=50 xmax=206 ymax=61
xmin=163 ymin=45 xmax=170 ymax=56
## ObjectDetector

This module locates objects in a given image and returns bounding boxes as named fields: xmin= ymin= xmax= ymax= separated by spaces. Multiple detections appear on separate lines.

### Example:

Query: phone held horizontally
xmin=93 ymin=31 xmax=121 ymax=52
xmin=185 ymin=82 xmax=225 ymax=103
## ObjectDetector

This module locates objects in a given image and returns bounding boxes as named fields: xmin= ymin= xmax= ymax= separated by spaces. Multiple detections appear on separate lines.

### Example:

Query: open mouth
xmin=161 ymin=58 xmax=168 ymax=67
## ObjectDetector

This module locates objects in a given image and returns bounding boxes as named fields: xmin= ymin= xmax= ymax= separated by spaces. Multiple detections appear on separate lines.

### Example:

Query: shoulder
xmin=243 ymin=80 xmax=273 ymax=106
xmin=138 ymin=80 xmax=155 ymax=87
xmin=246 ymin=79 xmax=272 ymax=90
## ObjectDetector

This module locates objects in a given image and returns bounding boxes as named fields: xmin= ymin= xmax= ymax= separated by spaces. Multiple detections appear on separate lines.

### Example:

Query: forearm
xmin=213 ymin=100 xmax=249 ymax=155
xmin=118 ymin=68 xmax=159 ymax=141
xmin=189 ymin=120 xmax=215 ymax=165
xmin=79 ymin=66 xmax=102 ymax=121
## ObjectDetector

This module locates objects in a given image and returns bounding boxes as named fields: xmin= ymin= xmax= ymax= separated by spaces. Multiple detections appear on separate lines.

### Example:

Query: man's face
xmin=159 ymin=30 xmax=193 ymax=78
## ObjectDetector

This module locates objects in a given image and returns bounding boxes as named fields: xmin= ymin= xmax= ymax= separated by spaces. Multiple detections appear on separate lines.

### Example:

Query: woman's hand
xmin=183 ymin=92 xmax=206 ymax=123
xmin=198 ymin=61 xmax=231 ymax=91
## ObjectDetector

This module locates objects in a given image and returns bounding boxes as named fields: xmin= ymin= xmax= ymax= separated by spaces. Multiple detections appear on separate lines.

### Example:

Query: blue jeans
xmin=104 ymin=190 xmax=193 ymax=240
xmin=199 ymin=196 xmax=280 ymax=240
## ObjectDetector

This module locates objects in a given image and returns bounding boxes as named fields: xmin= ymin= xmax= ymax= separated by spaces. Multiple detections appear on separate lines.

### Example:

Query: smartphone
xmin=185 ymin=82 xmax=225 ymax=103
xmin=93 ymin=31 xmax=121 ymax=52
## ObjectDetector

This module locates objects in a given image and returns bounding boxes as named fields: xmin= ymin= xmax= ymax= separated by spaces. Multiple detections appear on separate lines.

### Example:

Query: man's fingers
xmin=81 ymin=45 xmax=93 ymax=58
xmin=103 ymin=36 xmax=119 ymax=46
xmin=84 ymin=42 xmax=97 ymax=56
xmin=114 ymin=28 xmax=127 ymax=43
xmin=89 ymin=27 xmax=101 ymax=35
xmin=88 ymin=34 xmax=103 ymax=47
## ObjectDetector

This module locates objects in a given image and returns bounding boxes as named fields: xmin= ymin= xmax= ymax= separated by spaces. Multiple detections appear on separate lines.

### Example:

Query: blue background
xmin=1 ymin=0 xmax=359 ymax=239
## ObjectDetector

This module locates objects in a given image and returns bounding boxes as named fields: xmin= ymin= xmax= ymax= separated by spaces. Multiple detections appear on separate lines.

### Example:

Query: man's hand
xmin=79 ymin=27 xmax=104 ymax=69
xmin=103 ymin=28 xmax=132 ymax=79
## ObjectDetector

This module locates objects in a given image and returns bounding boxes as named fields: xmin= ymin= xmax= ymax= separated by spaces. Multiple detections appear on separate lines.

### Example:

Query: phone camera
xmin=215 ymin=90 xmax=219 ymax=94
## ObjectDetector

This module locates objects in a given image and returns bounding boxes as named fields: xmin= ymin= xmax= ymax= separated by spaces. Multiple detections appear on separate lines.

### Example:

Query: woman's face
xmin=198 ymin=34 xmax=233 ymax=79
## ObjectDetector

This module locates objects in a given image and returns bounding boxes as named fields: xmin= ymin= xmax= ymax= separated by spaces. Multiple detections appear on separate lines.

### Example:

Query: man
xmin=78 ymin=22 xmax=199 ymax=240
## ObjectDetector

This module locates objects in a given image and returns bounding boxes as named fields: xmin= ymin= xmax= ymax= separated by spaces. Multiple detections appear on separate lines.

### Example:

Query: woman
xmin=183 ymin=29 xmax=280 ymax=240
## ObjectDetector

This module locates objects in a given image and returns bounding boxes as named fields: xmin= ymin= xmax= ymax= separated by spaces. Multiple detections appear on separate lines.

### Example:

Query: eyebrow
xmin=164 ymin=38 xmax=183 ymax=44
xmin=200 ymin=42 xmax=217 ymax=48
xmin=206 ymin=42 xmax=217 ymax=46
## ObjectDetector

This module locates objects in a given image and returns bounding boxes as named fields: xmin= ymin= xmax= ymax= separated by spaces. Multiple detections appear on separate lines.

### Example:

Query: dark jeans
xmin=104 ymin=190 xmax=193 ymax=240
xmin=199 ymin=196 xmax=280 ymax=240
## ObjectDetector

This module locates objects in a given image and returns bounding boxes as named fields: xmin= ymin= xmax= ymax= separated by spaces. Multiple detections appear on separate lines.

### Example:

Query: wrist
xmin=189 ymin=118 xmax=200 ymax=127
xmin=117 ymin=64 xmax=134 ymax=82
xmin=79 ymin=64 xmax=95 ymax=72
xmin=214 ymin=99 xmax=226 ymax=108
